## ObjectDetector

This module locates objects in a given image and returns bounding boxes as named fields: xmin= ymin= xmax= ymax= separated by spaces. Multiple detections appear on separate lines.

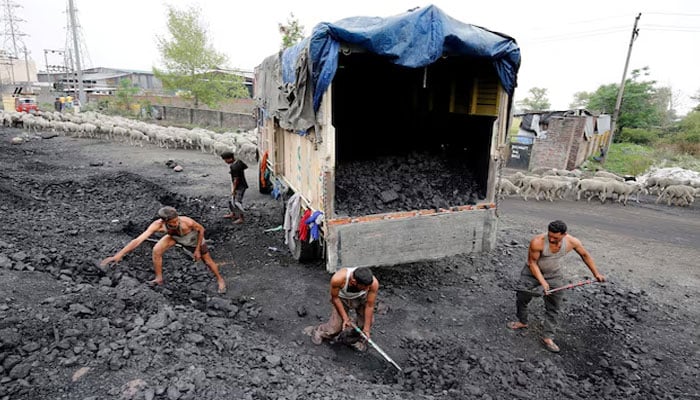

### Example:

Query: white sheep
xmin=497 ymin=178 xmax=520 ymax=198
xmin=655 ymin=185 xmax=696 ymax=207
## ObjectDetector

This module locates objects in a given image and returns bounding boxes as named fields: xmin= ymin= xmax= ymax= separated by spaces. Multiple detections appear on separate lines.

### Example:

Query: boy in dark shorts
xmin=221 ymin=151 xmax=248 ymax=224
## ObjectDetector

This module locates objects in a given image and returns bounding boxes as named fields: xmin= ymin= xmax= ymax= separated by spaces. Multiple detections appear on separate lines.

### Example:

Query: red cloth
xmin=259 ymin=151 xmax=269 ymax=188
xmin=298 ymin=209 xmax=312 ymax=241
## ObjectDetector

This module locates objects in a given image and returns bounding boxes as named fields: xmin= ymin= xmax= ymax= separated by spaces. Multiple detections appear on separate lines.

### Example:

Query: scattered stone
xmin=9 ymin=362 xmax=31 ymax=379
xmin=11 ymin=137 xmax=23 ymax=145
xmin=41 ymin=132 xmax=59 ymax=139
xmin=173 ymin=165 xmax=184 ymax=172
xmin=89 ymin=161 xmax=104 ymax=167
xmin=69 ymin=304 xmax=94 ymax=315
xmin=296 ymin=306 xmax=307 ymax=317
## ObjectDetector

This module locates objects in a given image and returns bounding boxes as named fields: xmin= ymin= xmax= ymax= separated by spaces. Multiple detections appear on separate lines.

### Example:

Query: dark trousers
xmin=516 ymin=274 xmax=564 ymax=338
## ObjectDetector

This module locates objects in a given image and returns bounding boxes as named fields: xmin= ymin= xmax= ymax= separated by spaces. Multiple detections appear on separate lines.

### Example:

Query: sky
xmin=14 ymin=0 xmax=700 ymax=115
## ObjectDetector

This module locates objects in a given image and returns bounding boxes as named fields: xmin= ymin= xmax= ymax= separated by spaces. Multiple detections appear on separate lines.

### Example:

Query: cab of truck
xmin=15 ymin=97 xmax=38 ymax=113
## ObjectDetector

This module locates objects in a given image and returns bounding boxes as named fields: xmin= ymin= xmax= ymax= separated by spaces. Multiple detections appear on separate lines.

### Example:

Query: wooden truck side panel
xmin=258 ymin=90 xmax=335 ymax=214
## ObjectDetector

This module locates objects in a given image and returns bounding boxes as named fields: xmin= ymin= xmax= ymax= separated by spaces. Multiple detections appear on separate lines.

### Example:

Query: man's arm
xmin=101 ymin=220 xmax=162 ymax=265
xmin=570 ymin=236 xmax=606 ymax=282
xmin=329 ymin=272 xmax=352 ymax=330
xmin=527 ymin=236 xmax=550 ymax=291
xmin=362 ymin=279 xmax=380 ymax=338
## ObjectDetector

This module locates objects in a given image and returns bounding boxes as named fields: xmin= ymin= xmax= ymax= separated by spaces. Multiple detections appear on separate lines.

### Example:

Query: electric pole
xmin=602 ymin=13 xmax=641 ymax=165
xmin=68 ymin=0 xmax=85 ymax=105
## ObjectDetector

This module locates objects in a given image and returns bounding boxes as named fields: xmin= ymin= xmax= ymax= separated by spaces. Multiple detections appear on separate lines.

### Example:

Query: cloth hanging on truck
xmin=284 ymin=193 xmax=302 ymax=253
xmin=298 ymin=209 xmax=313 ymax=242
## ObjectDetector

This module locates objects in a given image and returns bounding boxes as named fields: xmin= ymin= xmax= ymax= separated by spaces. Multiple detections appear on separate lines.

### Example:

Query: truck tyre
xmin=293 ymin=236 xmax=319 ymax=262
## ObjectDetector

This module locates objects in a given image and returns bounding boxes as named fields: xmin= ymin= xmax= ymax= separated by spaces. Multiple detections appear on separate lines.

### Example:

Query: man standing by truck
xmin=221 ymin=151 xmax=248 ymax=224
xmin=306 ymin=267 xmax=379 ymax=351
xmin=508 ymin=220 xmax=605 ymax=352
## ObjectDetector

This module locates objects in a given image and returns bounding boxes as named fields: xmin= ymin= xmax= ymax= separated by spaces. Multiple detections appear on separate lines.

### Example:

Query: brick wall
xmin=530 ymin=117 xmax=587 ymax=171
xmin=156 ymin=105 xmax=256 ymax=131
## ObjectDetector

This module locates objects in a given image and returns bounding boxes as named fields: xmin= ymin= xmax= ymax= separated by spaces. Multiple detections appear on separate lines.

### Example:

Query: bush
xmin=616 ymin=127 xmax=659 ymax=145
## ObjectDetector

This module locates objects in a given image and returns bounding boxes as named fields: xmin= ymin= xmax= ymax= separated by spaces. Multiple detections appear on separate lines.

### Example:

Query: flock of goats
xmin=2 ymin=109 xmax=259 ymax=164
xmin=498 ymin=167 xmax=700 ymax=207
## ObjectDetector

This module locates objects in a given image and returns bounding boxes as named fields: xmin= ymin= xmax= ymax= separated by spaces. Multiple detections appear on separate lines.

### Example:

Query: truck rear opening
xmin=253 ymin=5 xmax=520 ymax=271
xmin=333 ymin=53 xmax=497 ymax=217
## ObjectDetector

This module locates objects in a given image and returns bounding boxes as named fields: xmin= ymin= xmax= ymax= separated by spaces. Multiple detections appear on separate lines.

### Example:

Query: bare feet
xmin=507 ymin=321 xmax=528 ymax=330
xmin=542 ymin=337 xmax=560 ymax=353
xmin=232 ymin=218 xmax=244 ymax=224
xmin=217 ymin=280 xmax=227 ymax=294
xmin=223 ymin=213 xmax=235 ymax=219
xmin=147 ymin=278 xmax=164 ymax=287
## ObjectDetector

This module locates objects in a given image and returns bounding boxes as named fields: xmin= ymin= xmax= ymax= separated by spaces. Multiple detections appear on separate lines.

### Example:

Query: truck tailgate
xmin=325 ymin=206 xmax=496 ymax=271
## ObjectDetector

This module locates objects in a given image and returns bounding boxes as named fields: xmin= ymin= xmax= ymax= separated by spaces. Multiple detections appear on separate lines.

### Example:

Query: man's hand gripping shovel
xmin=517 ymin=277 xmax=603 ymax=297
xmin=350 ymin=322 xmax=402 ymax=372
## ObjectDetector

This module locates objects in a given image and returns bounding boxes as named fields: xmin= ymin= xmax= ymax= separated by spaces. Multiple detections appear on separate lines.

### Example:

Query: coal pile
xmin=335 ymin=152 xmax=483 ymax=216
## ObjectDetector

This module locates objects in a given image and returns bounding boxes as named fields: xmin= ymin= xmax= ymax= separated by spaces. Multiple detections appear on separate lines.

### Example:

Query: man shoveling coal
xmin=305 ymin=267 xmax=379 ymax=351
xmin=508 ymin=220 xmax=605 ymax=352
xmin=100 ymin=206 xmax=227 ymax=294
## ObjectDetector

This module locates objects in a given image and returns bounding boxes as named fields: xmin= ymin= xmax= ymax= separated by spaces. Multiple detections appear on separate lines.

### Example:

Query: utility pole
xmin=22 ymin=44 xmax=28 ymax=83
xmin=68 ymin=0 xmax=85 ymax=105
xmin=602 ymin=13 xmax=641 ymax=165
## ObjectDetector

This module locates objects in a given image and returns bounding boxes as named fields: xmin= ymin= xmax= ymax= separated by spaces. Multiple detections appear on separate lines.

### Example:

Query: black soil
xmin=0 ymin=127 xmax=698 ymax=400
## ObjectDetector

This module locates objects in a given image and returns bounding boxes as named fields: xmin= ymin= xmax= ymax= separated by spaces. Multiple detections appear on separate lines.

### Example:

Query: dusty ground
xmin=1 ymin=127 xmax=699 ymax=400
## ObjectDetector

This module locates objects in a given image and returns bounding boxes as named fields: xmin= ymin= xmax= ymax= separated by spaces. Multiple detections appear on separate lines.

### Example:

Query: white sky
xmin=16 ymin=0 xmax=700 ymax=115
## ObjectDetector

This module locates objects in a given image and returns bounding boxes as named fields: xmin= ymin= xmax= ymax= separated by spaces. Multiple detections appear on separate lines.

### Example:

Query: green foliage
xmin=569 ymin=91 xmax=590 ymax=109
xmin=677 ymin=111 xmax=700 ymax=143
xmin=584 ymin=67 xmax=672 ymax=132
xmin=115 ymin=79 xmax=139 ymax=112
xmin=279 ymin=13 xmax=305 ymax=49
xmin=616 ymin=127 xmax=660 ymax=145
xmin=153 ymin=5 xmax=247 ymax=108
xmin=517 ymin=87 xmax=550 ymax=111
xmin=600 ymin=142 xmax=700 ymax=175
xmin=603 ymin=143 xmax=655 ymax=176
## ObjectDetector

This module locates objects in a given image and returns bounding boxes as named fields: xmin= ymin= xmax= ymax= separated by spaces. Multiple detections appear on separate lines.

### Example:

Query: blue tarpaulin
xmin=258 ymin=5 xmax=520 ymax=132
xmin=288 ymin=4 xmax=520 ymax=111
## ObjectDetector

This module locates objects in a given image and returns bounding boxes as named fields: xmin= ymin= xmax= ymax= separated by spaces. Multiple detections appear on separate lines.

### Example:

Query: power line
xmin=526 ymin=27 xmax=629 ymax=44
xmin=644 ymin=12 xmax=700 ymax=17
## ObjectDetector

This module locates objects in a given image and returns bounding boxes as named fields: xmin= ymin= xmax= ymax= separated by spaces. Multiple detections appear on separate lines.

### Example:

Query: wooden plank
xmin=326 ymin=209 xmax=495 ymax=271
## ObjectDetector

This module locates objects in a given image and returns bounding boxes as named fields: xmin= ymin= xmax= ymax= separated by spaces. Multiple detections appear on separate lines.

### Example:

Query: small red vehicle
xmin=15 ymin=96 xmax=38 ymax=113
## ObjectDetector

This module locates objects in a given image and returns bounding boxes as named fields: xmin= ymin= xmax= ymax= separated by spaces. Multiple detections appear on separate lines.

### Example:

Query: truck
xmin=254 ymin=5 xmax=521 ymax=272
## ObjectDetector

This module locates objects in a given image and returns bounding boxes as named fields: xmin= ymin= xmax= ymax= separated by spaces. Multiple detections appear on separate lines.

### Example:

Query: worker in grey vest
xmin=306 ymin=267 xmax=379 ymax=351
xmin=508 ymin=220 xmax=605 ymax=353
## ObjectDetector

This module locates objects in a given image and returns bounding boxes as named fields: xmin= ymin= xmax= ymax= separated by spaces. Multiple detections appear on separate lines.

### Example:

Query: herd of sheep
xmin=2 ymin=109 xmax=259 ymax=164
xmin=3 ymin=109 xmax=698 ymax=208
xmin=498 ymin=168 xmax=700 ymax=207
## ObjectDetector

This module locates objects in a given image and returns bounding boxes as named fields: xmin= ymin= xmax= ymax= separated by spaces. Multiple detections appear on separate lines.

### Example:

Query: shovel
xmin=517 ymin=278 xmax=599 ymax=297
xmin=350 ymin=322 xmax=402 ymax=372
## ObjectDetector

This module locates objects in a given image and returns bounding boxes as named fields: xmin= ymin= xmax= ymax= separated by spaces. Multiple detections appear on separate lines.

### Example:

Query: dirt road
xmin=1 ymin=127 xmax=698 ymax=399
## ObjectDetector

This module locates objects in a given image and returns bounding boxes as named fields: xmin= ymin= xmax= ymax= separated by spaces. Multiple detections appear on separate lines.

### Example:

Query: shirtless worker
xmin=100 ymin=206 xmax=227 ymax=294
xmin=508 ymin=220 xmax=605 ymax=352
xmin=307 ymin=267 xmax=379 ymax=351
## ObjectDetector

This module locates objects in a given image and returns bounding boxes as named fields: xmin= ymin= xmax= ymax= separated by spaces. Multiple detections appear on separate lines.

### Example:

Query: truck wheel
xmin=293 ymin=236 xmax=319 ymax=262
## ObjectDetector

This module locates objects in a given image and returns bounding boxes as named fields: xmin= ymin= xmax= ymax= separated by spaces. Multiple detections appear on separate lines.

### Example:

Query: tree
xmin=585 ymin=67 xmax=671 ymax=133
xmin=279 ymin=13 xmax=305 ymax=49
xmin=153 ymin=5 xmax=248 ymax=108
xmin=569 ymin=91 xmax=591 ymax=109
xmin=518 ymin=87 xmax=550 ymax=111
xmin=115 ymin=79 xmax=139 ymax=112
xmin=691 ymin=89 xmax=700 ymax=112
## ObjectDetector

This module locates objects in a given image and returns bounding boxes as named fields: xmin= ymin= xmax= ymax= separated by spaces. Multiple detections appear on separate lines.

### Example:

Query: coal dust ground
xmin=1 ymin=127 xmax=699 ymax=400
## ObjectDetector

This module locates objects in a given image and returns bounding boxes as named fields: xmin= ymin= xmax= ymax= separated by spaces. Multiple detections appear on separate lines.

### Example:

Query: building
xmin=508 ymin=109 xmax=611 ymax=171
xmin=37 ymin=67 xmax=163 ymax=95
